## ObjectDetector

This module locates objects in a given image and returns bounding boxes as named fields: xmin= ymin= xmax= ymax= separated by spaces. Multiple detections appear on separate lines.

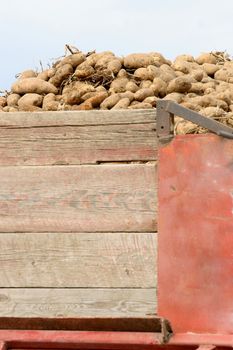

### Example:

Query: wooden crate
xmin=0 ymin=109 xmax=158 ymax=321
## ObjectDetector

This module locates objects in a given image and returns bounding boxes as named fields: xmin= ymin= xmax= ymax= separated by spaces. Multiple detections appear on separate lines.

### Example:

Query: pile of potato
xmin=1 ymin=49 xmax=233 ymax=133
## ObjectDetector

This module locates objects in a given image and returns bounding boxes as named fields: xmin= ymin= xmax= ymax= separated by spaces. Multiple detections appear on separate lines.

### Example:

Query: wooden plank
xmin=0 ymin=164 xmax=157 ymax=232
xmin=0 ymin=232 xmax=157 ymax=288
xmin=0 ymin=288 xmax=157 ymax=318
xmin=0 ymin=316 xmax=161 ymax=331
xmin=0 ymin=110 xmax=156 ymax=126
xmin=0 ymin=110 xmax=157 ymax=165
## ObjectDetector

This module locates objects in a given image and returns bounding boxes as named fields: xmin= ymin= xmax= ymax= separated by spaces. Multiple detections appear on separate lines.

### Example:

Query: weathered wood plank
xmin=0 ymin=164 xmax=157 ymax=232
xmin=0 ymin=232 xmax=157 ymax=288
xmin=0 ymin=110 xmax=156 ymax=126
xmin=0 ymin=288 xmax=157 ymax=318
xmin=0 ymin=110 xmax=157 ymax=165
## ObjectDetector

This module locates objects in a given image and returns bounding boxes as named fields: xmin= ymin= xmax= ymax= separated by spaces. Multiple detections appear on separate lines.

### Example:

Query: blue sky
xmin=1 ymin=0 xmax=233 ymax=90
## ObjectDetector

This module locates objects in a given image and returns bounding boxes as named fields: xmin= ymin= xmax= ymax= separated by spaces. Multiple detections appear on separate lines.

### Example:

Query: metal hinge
xmin=156 ymin=100 xmax=233 ymax=143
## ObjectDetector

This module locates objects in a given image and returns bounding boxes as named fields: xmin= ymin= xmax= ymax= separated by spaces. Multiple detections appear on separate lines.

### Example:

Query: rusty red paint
xmin=0 ymin=330 xmax=162 ymax=350
xmin=158 ymin=134 xmax=233 ymax=334
xmin=0 ymin=330 xmax=233 ymax=350
xmin=169 ymin=332 xmax=233 ymax=346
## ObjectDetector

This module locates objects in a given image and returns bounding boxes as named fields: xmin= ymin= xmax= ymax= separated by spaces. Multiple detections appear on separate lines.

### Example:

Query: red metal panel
xmin=0 ymin=330 xmax=233 ymax=349
xmin=158 ymin=134 xmax=233 ymax=334
xmin=0 ymin=330 xmax=162 ymax=350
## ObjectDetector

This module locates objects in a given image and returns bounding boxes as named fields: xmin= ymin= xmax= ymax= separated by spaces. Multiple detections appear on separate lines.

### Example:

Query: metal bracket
xmin=156 ymin=100 xmax=233 ymax=143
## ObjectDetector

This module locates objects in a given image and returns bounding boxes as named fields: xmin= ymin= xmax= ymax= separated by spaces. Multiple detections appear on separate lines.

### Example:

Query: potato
xmin=18 ymin=70 xmax=37 ymax=79
xmin=129 ymin=102 xmax=153 ymax=109
xmin=42 ymin=93 xmax=59 ymax=111
xmin=86 ymin=51 xmax=114 ymax=66
xmin=203 ymin=93 xmax=229 ymax=110
xmin=134 ymin=88 xmax=154 ymax=102
xmin=215 ymin=91 xmax=232 ymax=105
xmin=215 ymin=99 xmax=228 ymax=111
xmin=200 ymin=106 xmax=225 ymax=118
xmin=195 ymin=53 xmax=217 ymax=65
xmin=62 ymin=88 xmax=78 ymax=104
xmin=107 ymin=59 xmax=122 ymax=74
xmin=75 ymin=101 xmax=93 ymax=110
xmin=149 ymin=52 xmax=168 ymax=65
xmin=96 ymin=85 xmax=107 ymax=93
xmin=95 ymin=53 xmax=116 ymax=69
xmin=100 ymin=94 xmax=121 ymax=109
xmin=12 ymin=78 xmax=58 ymax=95
xmin=112 ymin=98 xmax=130 ymax=109
xmin=160 ymin=64 xmax=176 ymax=75
xmin=117 ymin=69 xmax=128 ymax=78
xmin=83 ymin=91 xmax=108 ymax=108
xmin=37 ymin=71 xmax=49 ymax=81
xmin=2 ymin=106 xmax=19 ymax=112
xmin=43 ymin=100 xmax=59 ymax=111
xmin=190 ymin=69 xmax=204 ymax=82
xmin=37 ymin=68 xmax=55 ymax=81
xmin=159 ymin=72 xmax=176 ymax=83
xmin=81 ymin=91 xmax=99 ymax=101
xmin=120 ymin=91 xmax=134 ymax=102
xmin=5 ymin=48 xmax=233 ymax=113
xmin=143 ymin=96 xmax=158 ymax=107
xmin=147 ymin=65 xmax=161 ymax=79
xmin=205 ymin=87 xmax=215 ymax=94
xmin=174 ymin=54 xmax=194 ymax=62
xmin=163 ymin=92 xmax=184 ymax=103
xmin=124 ymin=53 xmax=156 ymax=69
xmin=63 ymin=83 xmax=95 ymax=104
xmin=49 ymin=64 xmax=73 ymax=87
xmin=227 ymin=113 xmax=233 ymax=127
xmin=185 ymin=93 xmax=198 ymax=98
xmin=202 ymin=63 xmax=219 ymax=76
xmin=6 ymin=93 xmax=20 ymax=106
xmin=159 ymin=65 xmax=176 ymax=82
xmin=0 ymin=96 xmax=7 ymax=107
xmin=109 ymin=77 xmax=129 ymax=93
xmin=9 ymin=107 xmax=19 ymax=112
xmin=200 ymin=95 xmax=214 ymax=107
xmin=57 ymin=53 xmax=86 ymax=68
xmin=189 ymin=82 xmax=205 ymax=94
xmin=74 ymin=65 xmax=95 ymax=79
xmin=61 ymin=80 xmax=83 ymax=95
xmin=172 ymin=60 xmax=190 ymax=74
xmin=134 ymin=68 xmax=151 ymax=80
xmin=185 ymin=96 xmax=208 ymax=108
xmin=18 ymin=93 xmax=43 ymax=111
xmin=134 ymin=66 xmax=160 ymax=81
xmin=126 ymin=81 xmax=139 ymax=92
xmin=175 ymin=120 xmax=198 ymax=134
xmin=151 ymin=78 xmax=167 ymax=97
xmin=180 ymin=101 xmax=201 ymax=112
xmin=63 ymin=90 xmax=82 ymax=105
xmin=190 ymin=62 xmax=202 ymax=70
xmin=202 ymin=81 xmax=216 ymax=90
xmin=216 ymin=82 xmax=233 ymax=95
xmin=140 ymin=80 xmax=152 ymax=89
xmin=175 ymin=71 xmax=185 ymax=77
xmin=214 ymin=68 xmax=233 ymax=83
xmin=167 ymin=76 xmax=192 ymax=93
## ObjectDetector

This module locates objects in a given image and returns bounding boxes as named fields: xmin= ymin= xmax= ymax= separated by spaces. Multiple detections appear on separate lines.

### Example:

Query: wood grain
xmin=0 ymin=232 xmax=157 ymax=288
xmin=0 ymin=288 xmax=157 ymax=318
xmin=0 ymin=164 xmax=157 ymax=232
xmin=0 ymin=110 xmax=157 ymax=165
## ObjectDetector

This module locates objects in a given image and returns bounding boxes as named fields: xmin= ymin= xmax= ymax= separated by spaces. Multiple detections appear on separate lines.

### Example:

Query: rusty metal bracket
xmin=156 ymin=100 xmax=233 ymax=142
